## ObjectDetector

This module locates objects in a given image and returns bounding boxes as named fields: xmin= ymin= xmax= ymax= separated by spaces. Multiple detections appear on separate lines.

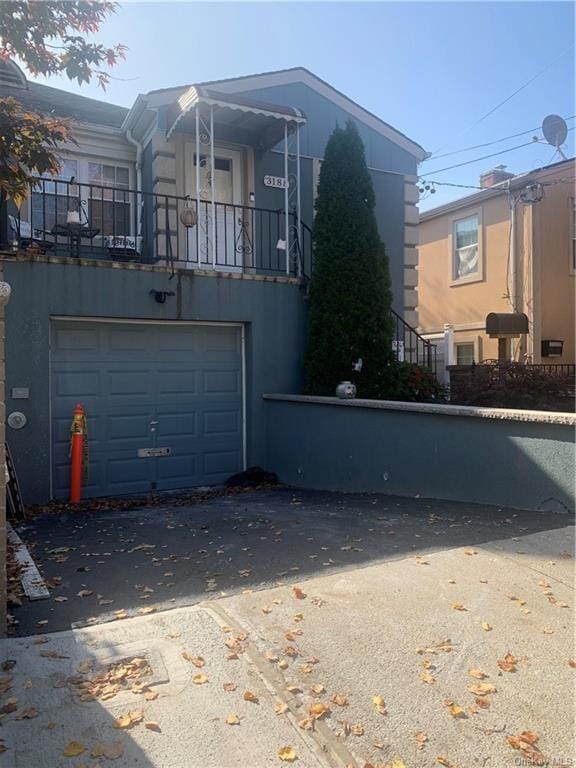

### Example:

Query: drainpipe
xmin=125 ymin=128 xmax=143 ymax=239
xmin=508 ymin=189 xmax=519 ymax=362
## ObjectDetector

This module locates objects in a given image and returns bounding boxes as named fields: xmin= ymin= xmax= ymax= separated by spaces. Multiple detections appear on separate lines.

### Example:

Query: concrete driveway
xmin=0 ymin=491 xmax=573 ymax=767
xmin=9 ymin=488 xmax=574 ymax=635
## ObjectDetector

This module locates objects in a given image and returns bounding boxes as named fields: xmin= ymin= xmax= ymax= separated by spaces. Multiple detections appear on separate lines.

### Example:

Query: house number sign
xmin=138 ymin=447 xmax=171 ymax=458
xmin=263 ymin=175 xmax=289 ymax=189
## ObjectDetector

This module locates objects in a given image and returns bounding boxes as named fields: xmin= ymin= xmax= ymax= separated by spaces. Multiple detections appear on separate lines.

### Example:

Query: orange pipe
xmin=70 ymin=403 xmax=86 ymax=503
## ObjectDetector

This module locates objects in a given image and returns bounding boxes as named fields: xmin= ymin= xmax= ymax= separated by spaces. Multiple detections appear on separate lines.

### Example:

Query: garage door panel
xmin=204 ymin=450 xmax=241 ymax=478
xmin=51 ymin=321 xmax=243 ymax=498
xmin=156 ymin=411 xmax=196 ymax=438
xmin=203 ymin=370 xmax=241 ymax=395
xmin=53 ymin=369 xmax=101 ymax=397
xmin=155 ymin=369 xmax=198 ymax=396
xmin=156 ymin=453 xmax=198 ymax=483
xmin=203 ymin=410 xmax=240 ymax=436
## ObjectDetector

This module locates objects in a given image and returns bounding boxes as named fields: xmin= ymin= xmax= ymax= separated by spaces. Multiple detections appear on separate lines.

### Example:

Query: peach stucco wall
xmin=417 ymin=160 xmax=575 ymax=364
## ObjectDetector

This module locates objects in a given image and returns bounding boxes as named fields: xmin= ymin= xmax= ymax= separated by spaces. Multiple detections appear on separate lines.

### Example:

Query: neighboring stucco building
xmin=417 ymin=159 xmax=575 ymax=380
xmin=0 ymin=62 xmax=426 ymax=503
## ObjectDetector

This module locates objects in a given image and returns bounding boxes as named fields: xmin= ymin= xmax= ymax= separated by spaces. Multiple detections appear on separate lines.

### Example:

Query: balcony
xmin=4 ymin=177 xmax=312 ymax=278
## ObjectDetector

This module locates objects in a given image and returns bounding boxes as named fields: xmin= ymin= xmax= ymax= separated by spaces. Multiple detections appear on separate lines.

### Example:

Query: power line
xmin=423 ymin=116 xmax=576 ymax=162
xmin=421 ymin=129 xmax=575 ymax=176
xmin=432 ymin=44 xmax=575 ymax=155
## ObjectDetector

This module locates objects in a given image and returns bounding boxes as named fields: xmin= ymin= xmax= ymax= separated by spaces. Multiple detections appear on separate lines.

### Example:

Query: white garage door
xmin=51 ymin=320 xmax=244 ymax=499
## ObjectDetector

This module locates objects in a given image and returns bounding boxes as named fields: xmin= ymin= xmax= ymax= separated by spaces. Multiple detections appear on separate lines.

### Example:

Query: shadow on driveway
xmin=11 ymin=487 xmax=574 ymax=636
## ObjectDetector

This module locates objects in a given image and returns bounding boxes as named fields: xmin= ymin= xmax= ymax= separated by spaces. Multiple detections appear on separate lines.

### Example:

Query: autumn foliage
xmin=0 ymin=1 xmax=125 ymax=205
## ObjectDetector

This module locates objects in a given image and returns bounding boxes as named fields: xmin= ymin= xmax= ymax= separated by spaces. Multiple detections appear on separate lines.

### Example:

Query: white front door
xmin=186 ymin=146 xmax=244 ymax=269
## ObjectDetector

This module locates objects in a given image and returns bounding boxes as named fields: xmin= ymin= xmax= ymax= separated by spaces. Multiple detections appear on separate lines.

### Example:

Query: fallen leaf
xmin=569 ymin=660 xmax=576 ymax=668
xmin=286 ymin=685 xmax=301 ymax=693
xmin=390 ymin=762 xmax=407 ymax=768
xmin=284 ymin=646 xmax=299 ymax=657
xmin=506 ymin=731 xmax=546 ymax=765
xmin=63 ymin=741 xmax=86 ymax=757
xmin=446 ymin=703 xmax=467 ymax=719
xmin=420 ymin=671 xmax=436 ymax=684
xmin=91 ymin=741 xmax=124 ymax=760
xmin=145 ymin=721 xmax=160 ymax=731
xmin=137 ymin=606 xmax=156 ymax=616
xmin=292 ymin=587 xmax=306 ymax=600
xmin=452 ymin=603 xmax=466 ymax=611
xmin=114 ymin=709 xmax=143 ymax=729
xmin=278 ymin=746 xmax=297 ymax=762
xmin=192 ymin=674 xmax=209 ymax=685
xmin=310 ymin=684 xmax=325 ymax=695
xmin=275 ymin=701 xmax=288 ymax=715
xmin=77 ymin=590 xmax=94 ymax=598
xmin=468 ymin=669 xmax=488 ymax=679
xmin=372 ymin=695 xmax=387 ymax=714
xmin=416 ymin=732 xmax=428 ymax=750
xmin=475 ymin=697 xmax=491 ymax=709
xmin=497 ymin=653 xmax=518 ymax=673
xmin=298 ymin=716 xmax=315 ymax=730
xmin=278 ymin=660 xmax=289 ymax=670
xmin=481 ymin=622 xmax=492 ymax=632
xmin=144 ymin=690 xmax=158 ymax=701
xmin=182 ymin=653 xmax=205 ymax=668
xmin=54 ymin=596 xmax=68 ymax=603
xmin=226 ymin=713 xmax=240 ymax=725
xmin=416 ymin=639 xmax=455 ymax=654
xmin=223 ymin=682 xmax=237 ymax=692
xmin=464 ymin=549 xmax=478 ymax=556
xmin=309 ymin=702 xmax=330 ymax=719
xmin=15 ymin=707 xmax=39 ymax=719
xmin=243 ymin=690 xmax=259 ymax=703
xmin=351 ymin=723 xmax=364 ymax=736
xmin=467 ymin=683 xmax=497 ymax=696
xmin=437 ymin=758 xmax=455 ymax=767
xmin=330 ymin=693 xmax=348 ymax=706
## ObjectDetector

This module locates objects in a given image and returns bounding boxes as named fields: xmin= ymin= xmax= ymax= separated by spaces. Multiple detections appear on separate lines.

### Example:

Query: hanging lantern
xmin=180 ymin=199 xmax=197 ymax=228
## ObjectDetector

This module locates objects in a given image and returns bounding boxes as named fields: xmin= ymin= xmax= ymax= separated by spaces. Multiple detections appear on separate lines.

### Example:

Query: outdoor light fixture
xmin=150 ymin=289 xmax=175 ymax=304
xmin=179 ymin=198 xmax=198 ymax=228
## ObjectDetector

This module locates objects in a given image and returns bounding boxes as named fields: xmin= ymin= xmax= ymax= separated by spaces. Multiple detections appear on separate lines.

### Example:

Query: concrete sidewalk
xmin=0 ymin=525 xmax=573 ymax=768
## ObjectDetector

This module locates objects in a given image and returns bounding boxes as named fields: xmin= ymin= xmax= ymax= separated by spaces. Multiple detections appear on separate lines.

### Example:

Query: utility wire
xmin=423 ymin=116 xmax=576 ymax=162
xmin=421 ymin=129 xmax=575 ymax=176
xmin=432 ymin=44 xmax=575 ymax=155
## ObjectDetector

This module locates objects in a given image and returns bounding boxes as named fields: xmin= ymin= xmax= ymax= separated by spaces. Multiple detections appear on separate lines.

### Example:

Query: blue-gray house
xmin=0 ymin=63 xmax=427 ymax=503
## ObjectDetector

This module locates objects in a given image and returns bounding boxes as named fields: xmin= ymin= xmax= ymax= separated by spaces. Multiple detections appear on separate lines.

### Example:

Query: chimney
xmin=479 ymin=164 xmax=515 ymax=188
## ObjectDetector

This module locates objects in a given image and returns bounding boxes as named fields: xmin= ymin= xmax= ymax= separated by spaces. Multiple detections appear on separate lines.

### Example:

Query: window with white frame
xmin=455 ymin=342 xmax=475 ymax=366
xmin=453 ymin=214 xmax=480 ymax=280
xmin=30 ymin=157 xmax=132 ymax=237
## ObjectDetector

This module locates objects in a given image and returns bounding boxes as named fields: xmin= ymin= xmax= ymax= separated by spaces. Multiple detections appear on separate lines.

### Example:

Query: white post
xmin=284 ymin=122 xmax=289 ymax=275
xmin=296 ymin=123 xmax=302 ymax=276
xmin=195 ymin=107 xmax=200 ymax=264
xmin=443 ymin=324 xmax=455 ymax=386
xmin=210 ymin=104 xmax=216 ymax=270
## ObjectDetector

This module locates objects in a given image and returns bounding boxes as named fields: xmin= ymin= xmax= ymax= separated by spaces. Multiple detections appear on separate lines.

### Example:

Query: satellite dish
xmin=542 ymin=114 xmax=568 ymax=156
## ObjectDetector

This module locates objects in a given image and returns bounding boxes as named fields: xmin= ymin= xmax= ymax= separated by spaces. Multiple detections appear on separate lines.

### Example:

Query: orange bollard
xmin=69 ymin=403 xmax=87 ymax=503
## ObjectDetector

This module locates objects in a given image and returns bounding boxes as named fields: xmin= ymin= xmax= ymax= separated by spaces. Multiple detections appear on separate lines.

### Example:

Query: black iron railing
xmin=4 ymin=178 xmax=312 ymax=278
xmin=391 ymin=308 xmax=437 ymax=374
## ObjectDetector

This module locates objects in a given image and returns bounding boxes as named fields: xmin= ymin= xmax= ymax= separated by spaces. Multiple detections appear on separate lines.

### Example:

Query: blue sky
xmin=29 ymin=1 xmax=575 ymax=209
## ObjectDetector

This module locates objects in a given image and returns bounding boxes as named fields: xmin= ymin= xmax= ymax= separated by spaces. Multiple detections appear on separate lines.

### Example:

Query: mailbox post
xmin=485 ymin=312 xmax=529 ymax=362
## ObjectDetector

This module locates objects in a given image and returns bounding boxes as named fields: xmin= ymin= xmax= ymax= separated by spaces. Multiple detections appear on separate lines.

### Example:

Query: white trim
xmin=449 ymin=208 xmax=484 ymax=286
xmin=48 ymin=317 xmax=248 ymax=489
xmin=201 ymin=69 xmax=427 ymax=160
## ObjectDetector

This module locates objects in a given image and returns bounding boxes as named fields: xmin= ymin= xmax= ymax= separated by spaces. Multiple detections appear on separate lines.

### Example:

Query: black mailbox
xmin=486 ymin=312 xmax=529 ymax=338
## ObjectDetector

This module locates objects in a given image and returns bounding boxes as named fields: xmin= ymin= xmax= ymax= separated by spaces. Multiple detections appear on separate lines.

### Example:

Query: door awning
xmin=166 ymin=85 xmax=306 ymax=149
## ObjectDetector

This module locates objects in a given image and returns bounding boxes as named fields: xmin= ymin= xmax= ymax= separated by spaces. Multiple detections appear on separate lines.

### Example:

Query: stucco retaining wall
xmin=264 ymin=395 xmax=576 ymax=512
